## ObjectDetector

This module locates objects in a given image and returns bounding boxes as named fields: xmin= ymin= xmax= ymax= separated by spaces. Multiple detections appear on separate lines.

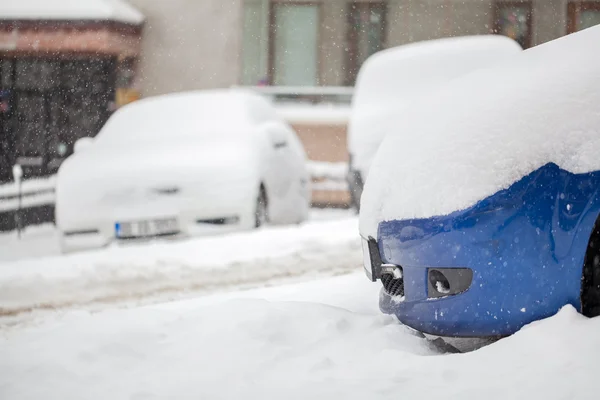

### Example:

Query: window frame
xmin=267 ymin=1 xmax=323 ymax=86
xmin=493 ymin=1 xmax=533 ymax=49
xmin=567 ymin=1 xmax=600 ymax=33
xmin=345 ymin=1 xmax=388 ymax=86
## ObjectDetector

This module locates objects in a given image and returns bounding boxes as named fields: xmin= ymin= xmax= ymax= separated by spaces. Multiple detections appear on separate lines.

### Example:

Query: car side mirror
xmin=74 ymin=137 xmax=94 ymax=154
xmin=265 ymin=124 xmax=288 ymax=149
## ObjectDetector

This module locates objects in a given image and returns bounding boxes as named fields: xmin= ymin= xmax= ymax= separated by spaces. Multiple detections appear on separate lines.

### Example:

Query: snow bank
xmin=308 ymin=161 xmax=347 ymax=180
xmin=0 ymin=217 xmax=360 ymax=315
xmin=308 ymin=161 xmax=349 ymax=192
xmin=0 ymin=0 xmax=144 ymax=24
xmin=1 ymin=273 xmax=598 ymax=399
xmin=276 ymin=104 xmax=350 ymax=124
xmin=95 ymin=90 xmax=266 ymax=145
xmin=0 ymin=224 xmax=60 ymax=262
xmin=361 ymin=26 xmax=600 ymax=237
xmin=348 ymin=35 xmax=521 ymax=177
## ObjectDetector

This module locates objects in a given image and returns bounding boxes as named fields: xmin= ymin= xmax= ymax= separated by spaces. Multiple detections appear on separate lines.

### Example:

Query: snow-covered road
xmin=1 ymin=272 xmax=599 ymax=400
xmin=0 ymin=210 xmax=361 ymax=320
xmin=1 ymin=210 xmax=600 ymax=399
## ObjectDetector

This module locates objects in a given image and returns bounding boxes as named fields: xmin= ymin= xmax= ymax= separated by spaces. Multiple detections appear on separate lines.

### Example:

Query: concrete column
xmin=127 ymin=0 xmax=243 ymax=96
xmin=320 ymin=0 xmax=347 ymax=86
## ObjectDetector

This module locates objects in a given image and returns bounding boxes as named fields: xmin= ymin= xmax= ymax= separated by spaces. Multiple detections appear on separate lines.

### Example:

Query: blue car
xmin=363 ymin=163 xmax=600 ymax=337
xmin=359 ymin=27 xmax=600 ymax=337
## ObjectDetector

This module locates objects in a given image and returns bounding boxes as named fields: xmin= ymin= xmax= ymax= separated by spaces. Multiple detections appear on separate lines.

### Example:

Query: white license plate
xmin=115 ymin=218 xmax=179 ymax=238
xmin=362 ymin=238 xmax=375 ymax=281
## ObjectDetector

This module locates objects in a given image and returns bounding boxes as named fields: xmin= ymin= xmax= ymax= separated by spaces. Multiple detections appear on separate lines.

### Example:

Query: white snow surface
xmin=348 ymin=35 xmax=521 ymax=178
xmin=361 ymin=26 xmax=600 ymax=237
xmin=276 ymin=104 xmax=350 ymax=124
xmin=0 ymin=224 xmax=60 ymax=262
xmin=1 ymin=272 xmax=599 ymax=399
xmin=308 ymin=161 xmax=348 ymax=181
xmin=0 ymin=215 xmax=360 ymax=316
xmin=0 ymin=0 xmax=144 ymax=24
xmin=95 ymin=90 xmax=273 ymax=145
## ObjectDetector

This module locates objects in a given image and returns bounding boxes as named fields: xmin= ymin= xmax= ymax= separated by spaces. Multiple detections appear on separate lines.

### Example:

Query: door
xmin=12 ymin=59 xmax=59 ymax=177
xmin=14 ymin=92 xmax=49 ymax=176
xmin=0 ymin=60 xmax=14 ymax=182
xmin=346 ymin=2 xmax=387 ymax=85
xmin=271 ymin=3 xmax=319 ymax=86
xmin=2 ymin=57 xmax=116 ymax=178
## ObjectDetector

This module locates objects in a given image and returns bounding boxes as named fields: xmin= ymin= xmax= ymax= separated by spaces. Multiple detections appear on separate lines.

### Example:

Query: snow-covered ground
xmin=1 ymin=270 xmax=599 ymax=399
xmin=0 ymin=209 xmax=359 ymax=320
xmin=2 ymin=208 xmax=599 ymax=399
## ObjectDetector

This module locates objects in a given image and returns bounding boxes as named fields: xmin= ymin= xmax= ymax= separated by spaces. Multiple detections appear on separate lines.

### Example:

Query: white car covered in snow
xmin=56 ymin=90 xmax=310 ymax=253
xmin=346 ymin=35 xmax=522 ymax=209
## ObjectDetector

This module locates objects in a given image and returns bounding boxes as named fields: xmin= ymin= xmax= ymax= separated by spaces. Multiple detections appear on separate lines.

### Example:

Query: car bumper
xmin=366 ymin=163 xmax=600 ymax=337
xmin=59 ymin=201 xmax=253 ymax=253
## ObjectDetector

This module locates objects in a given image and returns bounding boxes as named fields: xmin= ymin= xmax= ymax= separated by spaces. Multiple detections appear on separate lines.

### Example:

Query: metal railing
xmin=0 ymin=175 xmax=56 ymax=232
xmin=235 ymin=85 xmax=354 ymax=105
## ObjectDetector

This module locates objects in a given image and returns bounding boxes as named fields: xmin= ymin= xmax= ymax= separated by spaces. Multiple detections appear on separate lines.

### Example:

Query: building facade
xmin=0 ymin=2 xmax=144 ymax=182
xmin=128 ymin=0 xmax=600 ymax=97
xmin=241 ymin=0 xmax=600 ymax=87
xmin=0 ymin=1 xmax=144 ymax=230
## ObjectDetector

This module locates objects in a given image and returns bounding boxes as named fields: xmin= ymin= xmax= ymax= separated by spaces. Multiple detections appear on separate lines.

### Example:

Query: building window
xmin=242 ymin=0 xmax=270 ymax=85
xmin=269 ymin=3 xmax=320 ymax=86
xmin=568 ymin=2 xmax=600 ymax=33
xmin=493 ymin=1 xmax=532 ymax=48
xmin=345 ymin=2 xmax=387 ymax=85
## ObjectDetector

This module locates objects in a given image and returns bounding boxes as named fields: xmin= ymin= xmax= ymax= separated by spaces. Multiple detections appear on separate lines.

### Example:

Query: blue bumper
xmin=376 ymin=163 xmax=600 ymax=337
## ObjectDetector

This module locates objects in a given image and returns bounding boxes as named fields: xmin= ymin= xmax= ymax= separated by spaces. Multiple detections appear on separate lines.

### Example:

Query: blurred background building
xmin=131 ymin=0 xmax=600 ymax=95
xmin=1 ymin=0 xmax=599 ymax=228
xmin=0 ymin=1 xmax=143 ymax=182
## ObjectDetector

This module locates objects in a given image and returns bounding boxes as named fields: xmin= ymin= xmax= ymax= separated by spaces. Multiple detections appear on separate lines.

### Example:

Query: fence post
xmin=12 ymin=164 xmax=23 ymax=239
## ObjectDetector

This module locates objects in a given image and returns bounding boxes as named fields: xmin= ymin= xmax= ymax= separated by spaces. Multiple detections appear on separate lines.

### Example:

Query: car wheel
xmin=582 ymin=216 xmax=600 ymax=317
xmin=255 ymin=185 xmax=268 ymax=228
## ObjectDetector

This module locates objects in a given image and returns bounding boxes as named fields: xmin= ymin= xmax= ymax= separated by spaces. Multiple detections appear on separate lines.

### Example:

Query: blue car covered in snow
xmin=359 ymin=26 xmax=600 ymax=337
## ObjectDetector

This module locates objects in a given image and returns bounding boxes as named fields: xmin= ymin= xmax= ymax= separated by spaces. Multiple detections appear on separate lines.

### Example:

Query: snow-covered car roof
xmin=348 ymin=35 xmax=522 ymax=174
xmin=360 ymin=26 xmax=600 ymax=237
xmin=96 ymin=89 xmax=276 ymax=145
xmin=0 ymin=0 xmax=144 ymax=25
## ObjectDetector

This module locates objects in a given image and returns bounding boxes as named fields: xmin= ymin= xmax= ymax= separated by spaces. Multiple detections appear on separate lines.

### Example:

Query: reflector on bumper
xmin=362 ymin=237 xmax=383 ymax=282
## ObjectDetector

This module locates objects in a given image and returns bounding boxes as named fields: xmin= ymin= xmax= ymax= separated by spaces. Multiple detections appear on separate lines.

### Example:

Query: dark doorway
xmin=345 ymin=1 xmax=387 ymax=85
xmin=493 ymin=1 xmax=533 ymax=49
xmin=0 ymin=56 xmax=116 ymax=182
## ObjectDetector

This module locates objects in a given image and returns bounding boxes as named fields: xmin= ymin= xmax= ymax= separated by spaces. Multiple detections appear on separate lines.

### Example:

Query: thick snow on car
xmin=56 ymin=90 xmax=310 ymax=253
xmin=347 ymin=35 xmax=522 ymax=210
xmin=360 ymin=25 xmax=600 ymax=337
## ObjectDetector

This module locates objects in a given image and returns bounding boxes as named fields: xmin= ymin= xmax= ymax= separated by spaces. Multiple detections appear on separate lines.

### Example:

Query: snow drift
xmin=1 ymin=273 xmax=598 ymax=400
xmin=348 ymin=35 xmax=521 ymax=178
xmin=0 ymin=217 xmax=360 ymax=316
xmin=361 ymin=26 xmax=600 ymax=237
xmin=0 ymin=0 xmax=144 ymax=24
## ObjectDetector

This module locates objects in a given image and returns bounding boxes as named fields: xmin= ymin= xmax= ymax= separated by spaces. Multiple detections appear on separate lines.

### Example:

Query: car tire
xmin=582 ymin=217 xmax=600 ymax=317
xmin=255 ymin=185 xmax=268 ymax=228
